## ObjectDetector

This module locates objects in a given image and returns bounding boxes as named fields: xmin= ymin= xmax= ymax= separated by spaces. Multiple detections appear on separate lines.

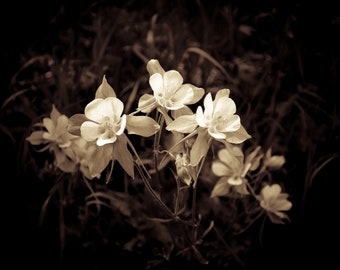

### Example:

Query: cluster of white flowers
xmin=26 ymin=59 xmax=292 ymax=226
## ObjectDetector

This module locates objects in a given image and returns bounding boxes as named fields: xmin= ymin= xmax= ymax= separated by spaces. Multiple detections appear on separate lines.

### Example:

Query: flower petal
xmin=116 ymin=114 xmax=127 ymax=136
xmin=171 ymin=106 xmax=194 ymax=119
xmin=224 ymin=115 xmax=241 ymax=132
xmin=163 ymin=70 xmax=183 ymax=94
xmin=97 ymin=132 xmax=117 ymax=146
xmin=195 ymin=106 xmax=207 ymax=128
xmin=147 ymin=59 xmax=165 ymax=76
xmin=185 ymin=84 xmax=205 ymax=104
xmin=113 ymin=134 xmax=134 ymax=178
xmin=87 ymin=144 xmax=113 ymax=178
xmin=26 ymin=131 xmax=46 ymax=145
xmin=266 ymin=155 xmax=286 ymax=170
xmin=55 ymin=115 xmax=70 ymax=136
xmin=174 ymin=84 xmax=194 ymax=101
xmin=211 ymin=160 xmax=230 ymax=176
xmin=165 ymin=84 xmax=194 ymax=110
xmin=149 ymin=73 xmax=164 ymax=96
xmin=95 ymin=75 xmax=116 ymax=99
xmin=211 ymin=177 xmax=231 ymax=197
xmin=107 ymin=97 xmax=124 ymax=120
xmin=207 ymin=127 xmax=226 ymax=139
xmin=214 ymin=97 xmax=236 ymax=116
xmin=43 ymin=117 xmax=55 ymax=135
xmin=215 ymin=88 xmax=230 ymax=100
xmin=68 ymin=113 xmax=88 ymax=136
xmin=126 ymin=115 xmax=160 ymax=137
xmin=50 ymin=104 xmax=62 ymax=123
xmin=166 ymin=115 xmax=197 ymax=133
xmin=218 ymin=148 xmax=243 ymax=172
xmin=84 ymin=99 xmax=106 ymax=122
xmin=272 ymin=199 xmax=292 ymax=211
xmin=261 ymin=184 xmax=281 ymax=200
xmin=81 ymin=121 xmax=103 ymax=142
xmin=225 ymin=124 xmax=251 ymax=144
xmin=227 ymin=176 xmax=243 ymax=186
xmin=203 ymin=93 xmax=213 ymax=119
xmin=84 ymin=97 xmax=123 ymax=123
xmin=137 ymin=94 xmax=156 ymax=113
xmin=190 ymin=130 xmax=210 ymax=166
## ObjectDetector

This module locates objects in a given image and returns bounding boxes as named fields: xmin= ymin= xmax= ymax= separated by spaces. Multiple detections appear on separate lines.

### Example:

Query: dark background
xmin=1 ymin=0 xmax=339 ymax=269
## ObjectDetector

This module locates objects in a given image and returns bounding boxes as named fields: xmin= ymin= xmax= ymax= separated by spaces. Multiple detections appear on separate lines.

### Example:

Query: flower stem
xmin=153 ymin=110 xmax=164 ymax=181
xmin=135 ymin=163 xmax=174 ymax=217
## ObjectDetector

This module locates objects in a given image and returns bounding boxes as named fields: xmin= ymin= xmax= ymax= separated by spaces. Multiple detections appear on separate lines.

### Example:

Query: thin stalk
xmin=191 ymin=185 xmax=198 ymax=241
xmin=126 ymin=136 xmax=151 ymax=179
xmin=153 ymin=111 xmax=164 ymax=180
xmin=174 ymin=173 xmax=181 ymax=215
xmin=233 ymin=210 xmax=264 ymax=235
xmin=213 ymin=227 xmax=248 ymax=270
xmin=190 ymin=137 xmax=212 ymax=240
xmin=134 ymin=159 xmax=174 ymax=218
xmin=83 ymin=177 xmax=101 ymax=213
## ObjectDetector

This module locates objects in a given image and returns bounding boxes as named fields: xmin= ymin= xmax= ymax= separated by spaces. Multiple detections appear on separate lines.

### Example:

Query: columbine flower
xmin=26 ymin=104 xmax=76 ymax=148
xmin=195 ymin=89 xmax=241 ymax=139
xmin=80 ymin=97 xmax=127 ymax=146
xmin=257 ymin=184 xmax=292 ymax=224
xmin=175 ymin=153 xmax=193 ymax=186
xmin=166 ymin=89 xmax=251 ymax=166
xmin=68 ymin=76 xmax=160 ymax=179
xmin=167 ymin=89 xmax=250 ymax=141
xmin=26 ymin=104 xmax=78 ymax=173
xmin=78 ymin=97 xmax=160 ymax=147
xmin=210 ymin=146 xmax=262 ymax=197
xmin=66 ymin=137 xmax=104 ymax=180
xmin=137 ymin=59 xmax=205 ymax=112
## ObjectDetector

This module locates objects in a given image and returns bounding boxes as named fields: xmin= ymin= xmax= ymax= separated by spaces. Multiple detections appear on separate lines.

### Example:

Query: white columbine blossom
xmin=80 ymin=97 xmax=126 ymax=146
xmin=195 ymin=89 xmax=241 ymax=139
xmin=137 ymin=59 xmax=205 ymax=112
xmin=68 ymin=76 xmax=160 ymax=179
xmin=166 ymin=89 xmax=251 ymax=166
xmin=166 ymin=89 xmax=250 ymax=142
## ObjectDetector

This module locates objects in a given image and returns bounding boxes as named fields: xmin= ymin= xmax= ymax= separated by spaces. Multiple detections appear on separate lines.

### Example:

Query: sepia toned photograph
xmin=1 ymin=1 xmax=339 ymax=269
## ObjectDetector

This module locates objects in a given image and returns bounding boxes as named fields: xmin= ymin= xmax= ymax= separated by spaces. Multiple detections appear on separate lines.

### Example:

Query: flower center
xmin=102 ymin=116 xmax=121 ymax=137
